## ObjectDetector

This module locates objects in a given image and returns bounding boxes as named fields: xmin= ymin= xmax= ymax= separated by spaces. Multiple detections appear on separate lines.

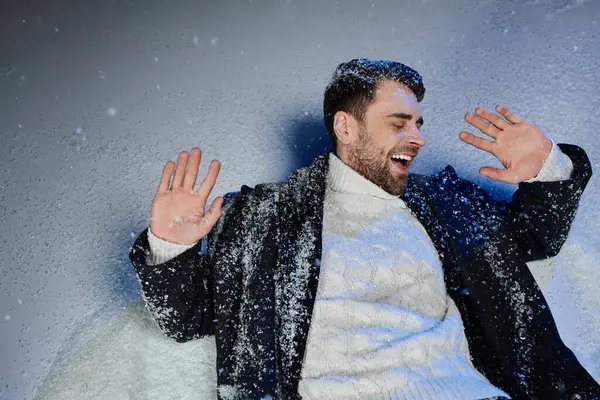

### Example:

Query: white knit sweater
xmin=145 ymin=140 xmax=573 ymax=399
xmin=297 ymin=153 xmax=506 ymax=400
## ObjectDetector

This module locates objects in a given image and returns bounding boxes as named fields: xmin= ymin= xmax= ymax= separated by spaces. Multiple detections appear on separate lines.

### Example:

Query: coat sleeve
xmin=464 ymin=143 xmax=593 ymax=262
xmin=129 ymin=227 xmax=214 ymax=342
xmin=128 ymin=191 xmax=240 ymax=343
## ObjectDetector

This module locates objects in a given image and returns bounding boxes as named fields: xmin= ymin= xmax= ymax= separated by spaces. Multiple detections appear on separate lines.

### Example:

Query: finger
xmin=495 ymin=104 xmax=523 ymax=124
xmin=202 ymin=196 xmax=224 ymax=231
xmin=473 ymin=107 xmax=510 ymax=131
xmin=459 ymin=131 xmax=495 ymax=154
xmin=171 ymin=151 xmax=190 ymax=189
xmin=182 ymin=148 xmax=202 ymax=190
xmin=157 ymin=161 xmax=175 ymax=194
xmin=197 ymin=160 xmax=221 ymax=199
xmin=479 ymin=166 xmax=519 ymax=184
xmin=465 ymin=112 xmax=500 ymax=139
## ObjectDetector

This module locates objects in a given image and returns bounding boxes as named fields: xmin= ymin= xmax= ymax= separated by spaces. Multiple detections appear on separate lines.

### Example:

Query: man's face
xmin=345 ymin=80 xmax=426 ymax=196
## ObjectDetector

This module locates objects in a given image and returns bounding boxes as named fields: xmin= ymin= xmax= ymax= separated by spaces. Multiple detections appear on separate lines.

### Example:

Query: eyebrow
xmin=386 ymin=112 xmax=424 ymax=126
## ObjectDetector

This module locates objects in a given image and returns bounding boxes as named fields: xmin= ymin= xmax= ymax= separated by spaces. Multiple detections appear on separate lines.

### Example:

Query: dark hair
xmin=323 ymin=58 xmax=425 ymax=149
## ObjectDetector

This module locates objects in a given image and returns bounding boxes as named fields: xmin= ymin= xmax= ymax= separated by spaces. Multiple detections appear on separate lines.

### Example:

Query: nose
xmin=407 ymin=126 xmax=426 ymax=147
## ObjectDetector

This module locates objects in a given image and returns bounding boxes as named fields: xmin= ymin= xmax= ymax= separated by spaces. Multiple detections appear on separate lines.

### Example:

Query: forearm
xmin=129 ymin=228 xmax=214 ymax=342
xmin=504 ymin=143 xmax=592 ymax=261
xmin=147 ymin=227 xmax=197 ymax=265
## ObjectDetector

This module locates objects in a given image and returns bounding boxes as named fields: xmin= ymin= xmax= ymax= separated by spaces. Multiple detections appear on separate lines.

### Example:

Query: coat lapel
xmin=400 ymin=169 xmax=514 ymax=390
xmin=273 ymin=153 xmax=329 ymax=398
xmin=401 ymin=169 xmax=463 ymax=292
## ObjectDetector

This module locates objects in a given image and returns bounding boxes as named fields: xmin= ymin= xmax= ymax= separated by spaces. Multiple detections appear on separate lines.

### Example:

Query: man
xmin=129 ymin=59 xmax=600 ymax=399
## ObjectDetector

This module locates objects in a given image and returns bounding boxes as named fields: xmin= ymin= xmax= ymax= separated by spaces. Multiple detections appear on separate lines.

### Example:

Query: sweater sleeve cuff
xmin=147 ymin=227 xmax=197 ymax=266
xmin=525 ymin=138 xmax=574 ymax=183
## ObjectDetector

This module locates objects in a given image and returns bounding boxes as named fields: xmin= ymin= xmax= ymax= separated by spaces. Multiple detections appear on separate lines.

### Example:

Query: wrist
xmin=532 ymin=138 xmax=553 ymax=177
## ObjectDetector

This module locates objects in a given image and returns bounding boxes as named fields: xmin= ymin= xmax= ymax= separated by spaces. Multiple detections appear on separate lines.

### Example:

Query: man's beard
xmin=347 ymin=125 xmax=408 ymax=196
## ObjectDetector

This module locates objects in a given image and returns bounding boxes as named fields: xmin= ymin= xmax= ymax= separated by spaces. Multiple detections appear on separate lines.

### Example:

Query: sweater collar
xmin=326 ymin=152 xmax=405 ymax=202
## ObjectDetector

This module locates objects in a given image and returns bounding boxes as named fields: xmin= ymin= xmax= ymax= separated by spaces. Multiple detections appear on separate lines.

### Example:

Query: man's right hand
xmin=149 ymin=148 xmax=224 ymax=245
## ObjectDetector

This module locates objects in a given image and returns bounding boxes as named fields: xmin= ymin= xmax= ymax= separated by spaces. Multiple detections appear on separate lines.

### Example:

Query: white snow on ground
xmin=34 ymin=299 xmax=218 ymax=400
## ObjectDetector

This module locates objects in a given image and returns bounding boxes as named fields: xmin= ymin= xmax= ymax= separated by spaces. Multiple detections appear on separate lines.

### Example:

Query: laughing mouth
xmin=390 ymin=153 xmax=414 ymax=168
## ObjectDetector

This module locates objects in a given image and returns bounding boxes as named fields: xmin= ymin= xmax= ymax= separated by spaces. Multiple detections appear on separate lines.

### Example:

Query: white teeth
xmin=391 ymin=154 xmax=412 ymax=161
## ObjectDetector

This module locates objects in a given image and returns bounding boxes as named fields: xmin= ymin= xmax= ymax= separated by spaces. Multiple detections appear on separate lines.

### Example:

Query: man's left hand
xmin=459 ymin=105 xmax=553 ymax=184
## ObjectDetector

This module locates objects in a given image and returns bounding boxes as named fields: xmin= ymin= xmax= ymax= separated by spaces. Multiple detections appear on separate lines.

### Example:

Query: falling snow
xmin=5 ymin=1 xmax=600 ymax=400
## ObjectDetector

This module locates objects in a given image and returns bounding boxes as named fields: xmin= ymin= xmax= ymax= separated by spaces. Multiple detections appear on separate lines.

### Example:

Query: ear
xmin=333 ymin=111 xmax=358 ymax=146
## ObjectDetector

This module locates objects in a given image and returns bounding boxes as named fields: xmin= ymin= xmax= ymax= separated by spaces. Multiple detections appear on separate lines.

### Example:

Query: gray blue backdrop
xmin=1 ymin=1 xmax=599 ymax=399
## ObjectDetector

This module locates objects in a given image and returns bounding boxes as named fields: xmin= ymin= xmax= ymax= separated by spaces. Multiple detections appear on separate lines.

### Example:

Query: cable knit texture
xmin=145 ymin=140 xmax=572 ymax=400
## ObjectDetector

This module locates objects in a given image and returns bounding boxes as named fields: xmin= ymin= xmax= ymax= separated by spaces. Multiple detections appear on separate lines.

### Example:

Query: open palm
xmin=459 ymin=105 xmax=553 ymax=184
xmin=150 ymin=148 xmax=223 ymax=245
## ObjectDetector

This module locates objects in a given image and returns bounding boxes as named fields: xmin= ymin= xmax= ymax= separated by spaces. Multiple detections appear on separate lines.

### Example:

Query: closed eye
xmin=393 ymin=122 xmax=422 ymax=131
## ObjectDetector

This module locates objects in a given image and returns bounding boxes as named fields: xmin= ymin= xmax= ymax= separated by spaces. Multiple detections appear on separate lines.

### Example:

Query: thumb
xmin=203 ymin=196 xmax=224 ymax=231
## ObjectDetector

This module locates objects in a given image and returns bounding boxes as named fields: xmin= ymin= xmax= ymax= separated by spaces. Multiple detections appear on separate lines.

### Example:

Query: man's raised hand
xmin=149 ymin=148 xmax=223 ymax=245
xmin=459 ymin=105 xmax=553 ymax=184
